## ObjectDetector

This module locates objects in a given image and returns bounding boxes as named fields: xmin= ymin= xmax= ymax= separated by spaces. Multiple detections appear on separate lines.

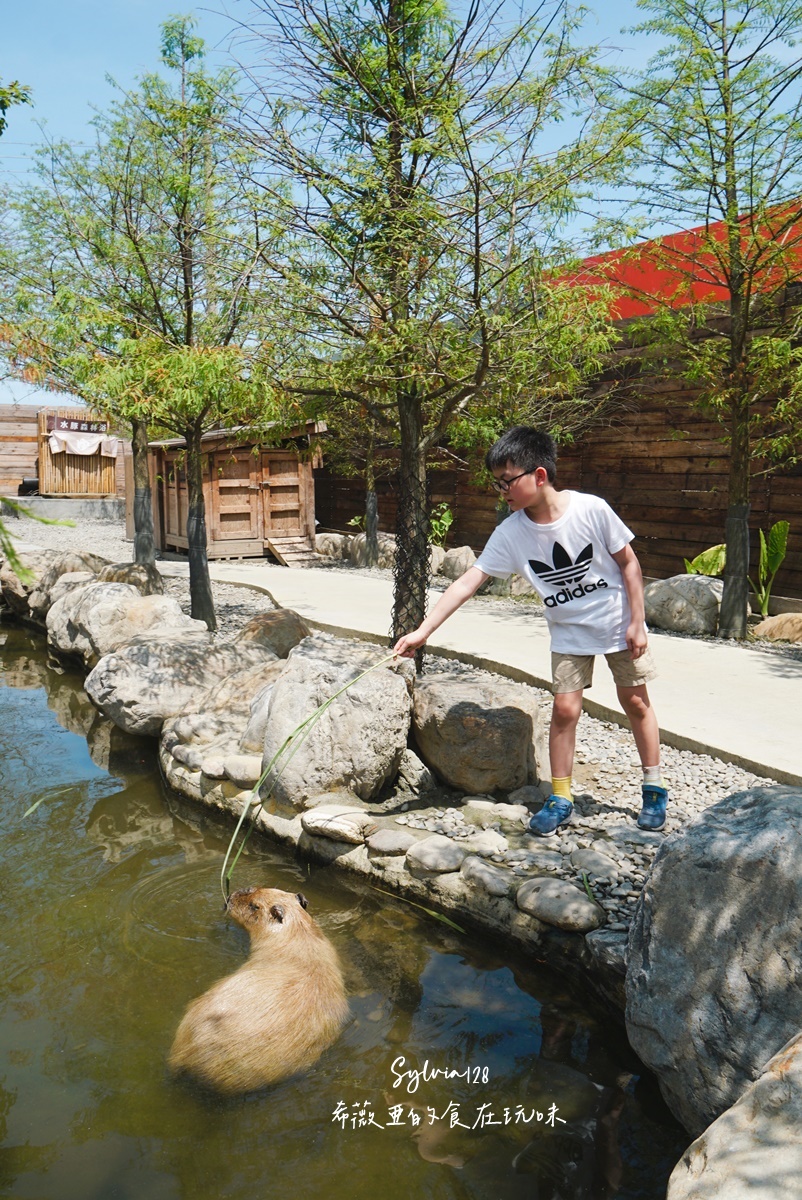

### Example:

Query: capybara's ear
xmin=296 ymin=893 xmax=309 ymax=910
xmin=270 ymin=904 xmax=285 ymax=923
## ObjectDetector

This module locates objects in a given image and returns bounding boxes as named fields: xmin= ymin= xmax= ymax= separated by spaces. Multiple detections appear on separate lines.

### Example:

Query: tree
xmin=1 ymin=18 xmax=287 ymax=628
xmin=235 ymin=0 xmax=625 ymax=644
xmin=614 ymin=0 xmax=802 ymax=638
xmin=0 ymin=78 xmax=31 ymax=137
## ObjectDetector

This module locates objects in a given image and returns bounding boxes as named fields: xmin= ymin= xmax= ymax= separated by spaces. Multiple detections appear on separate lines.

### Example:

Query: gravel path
xmin=6 ymin=509 xmax=785 ymax=930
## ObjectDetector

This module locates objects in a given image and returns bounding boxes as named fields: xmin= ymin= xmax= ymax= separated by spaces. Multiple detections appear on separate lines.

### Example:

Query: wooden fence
xmin=0 ymin=404 xmax=39 ymax=492
xmin=313 ymin=384 xmax=802 ymax=600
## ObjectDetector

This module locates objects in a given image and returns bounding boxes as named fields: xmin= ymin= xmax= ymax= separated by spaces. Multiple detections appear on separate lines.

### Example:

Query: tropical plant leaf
xmin=766 ymin=521 xmax=789 ymax=577
xmin=686 ymin=544 xmax=726 ymax=576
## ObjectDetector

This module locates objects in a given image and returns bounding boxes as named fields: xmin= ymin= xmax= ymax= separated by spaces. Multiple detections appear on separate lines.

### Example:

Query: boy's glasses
xmin=491 ymin=470 xmax=532 ymax=494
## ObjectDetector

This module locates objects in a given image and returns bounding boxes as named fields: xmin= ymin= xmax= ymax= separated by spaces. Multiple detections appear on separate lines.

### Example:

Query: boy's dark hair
xmin=485 ymin=426 xmax=558 ymax=483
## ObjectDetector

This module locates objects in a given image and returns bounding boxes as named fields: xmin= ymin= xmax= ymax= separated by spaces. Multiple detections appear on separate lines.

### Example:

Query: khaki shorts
xmin=551 ymin=647 xmax=658 ymax=694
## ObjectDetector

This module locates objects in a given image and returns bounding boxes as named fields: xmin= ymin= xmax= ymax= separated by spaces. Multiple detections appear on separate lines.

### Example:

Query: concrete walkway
xmin=206 ymin=560 xmax=802 ymax=785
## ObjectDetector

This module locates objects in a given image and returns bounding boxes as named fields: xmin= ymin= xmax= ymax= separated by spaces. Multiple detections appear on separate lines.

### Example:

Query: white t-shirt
xmin=474 ymin=491 xmax=636 ymax=654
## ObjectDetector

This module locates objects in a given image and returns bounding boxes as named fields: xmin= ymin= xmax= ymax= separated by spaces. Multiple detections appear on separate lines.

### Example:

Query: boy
xmin=393 ymin=426 xmax=668 ymax=836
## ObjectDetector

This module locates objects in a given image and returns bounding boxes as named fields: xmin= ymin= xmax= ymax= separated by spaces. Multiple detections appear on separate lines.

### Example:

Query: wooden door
xmin=261 ymin=451 xmax=303 ymax=536
xmin=211 ymin=449 xmax=261 ymax=542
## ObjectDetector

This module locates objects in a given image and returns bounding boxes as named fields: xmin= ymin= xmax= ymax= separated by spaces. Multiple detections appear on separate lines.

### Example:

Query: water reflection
xmin=0 ymin=630 xmax=686 ymax=1199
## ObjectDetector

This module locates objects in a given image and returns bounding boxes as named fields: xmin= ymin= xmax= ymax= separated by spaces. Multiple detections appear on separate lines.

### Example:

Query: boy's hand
xmin=393 ymin=629 xmax=427 ymax=658
xmin=626 ymin=622 xmax=648 ymax=659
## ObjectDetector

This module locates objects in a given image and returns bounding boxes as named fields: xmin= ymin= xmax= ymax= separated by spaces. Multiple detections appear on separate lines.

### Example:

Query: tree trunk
xmin=365 ymin=424 xmax=379 ymax=568
xmin=131 ymin=416 xmax=156 ymax=566
xmin=392 ymin=394 xmax=429 ymax=660
xmin=184 ymin=423 xmax=216 ymax=631
xmin=718 ymin=393 xmax=750 ymax=639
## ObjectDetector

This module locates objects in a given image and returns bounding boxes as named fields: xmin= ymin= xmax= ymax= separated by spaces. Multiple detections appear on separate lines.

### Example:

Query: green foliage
xmin=748 ymin=520 xmax=790 ymax=616
xmin=684 ymin=544 xmax=726 ymax=576
xmin=346 ymin=514 xmax=366 ymax=531
xmin=429 ymin=502 xmax=454 ymax=548
xmin=0 ymin=78 xmax=31 ymax=136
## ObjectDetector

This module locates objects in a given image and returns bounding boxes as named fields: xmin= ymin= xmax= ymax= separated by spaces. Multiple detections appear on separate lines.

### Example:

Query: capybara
xmin=169 ymin=886 xmax=349 ymax=1093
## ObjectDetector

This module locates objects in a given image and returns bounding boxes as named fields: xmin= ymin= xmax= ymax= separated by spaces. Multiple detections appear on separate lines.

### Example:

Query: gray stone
xmin=412 ymin=676 xmax=547 ymax=793
xmin=585 ymin=928 xmax=628 ymax=980
xmin=429 ymin=544 xmax=446 ymax=576
xmin=366 ymin=828 xmax=417 ymax=856
xmin=406 ymin=834 xmax=467 ymax=876
xmin=440 ymin=545 xmax=476 ymax=580
xmin=315 ymin=532 xmax=351 ymax=560
xmin=463 ymin=829 xmax=508 ymax=858
xmin=644 ymin=574 xmax=725 ymax=635
xmin=0 ymin=548 xmax=56 ymax=617
xmin=517 ymin=877 xmax=605 ymax=933
xmin=300 ymin=804 xmax=377 ymax=844
xmin=85 ymin=640 xmax=272 ymax=737
xmin=235 ymin=608 xmax=310 ymax=658
xmin=223 ymin=755 xmax=263 ymax=787
xmin=348 ymin=532 xmax=396 ymax=569
xmin=28 ymin=551 xmax=111 ymax=618
xmin=262 ymin=639 xmax=411 ymax=806
xmin=524 ymin=848 xmax=563 ymax=872
xmin=626 ymin=785 xmax=802 ymax=1136
xmin=397 ymin=748 xmax=437 ymax=794
xmin=46 ymin=582 xmax=141 ymax=661
xmin=571 ymin=848 xmax=619 ymax=876
xmin=96 ymin=561 xmax=164 ymax=595
xmin=460 ymin=855 xmax=513 ymax=896
xmin=239 ymin=681 xmax=278 ymax=753
xmin=606 ymin=826 xmax=664 ymax=848
xmin=84 ymin=592 xmax=209 ymax=665
xmin=667 ymin=1033 xmax=802 ymax=1200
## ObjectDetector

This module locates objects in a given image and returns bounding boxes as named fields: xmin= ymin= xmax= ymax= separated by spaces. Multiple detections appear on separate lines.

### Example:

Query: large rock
xmin=626 ymin=785 xmax=802 ymax=1135
xmin=315 ymin=532 xmax=351 ymax=560
xmin=235 ymin=608 xmax=311 ymax=658
xmin=261 ymin=636 xmax=411 ymax=806
xmin=47 ymin=582 xmax=141 ymax=661
xmin=348 ymin=532 xmax=396 ymax=569
xmin=517 ymin=877 xmax=605 ymax=933
xmin=412 ymin=676 xmax=547 ymax=793
xmin=644 ymin=574 xmax=724 ymax=635
xmin=667 ymin=1033 xmax=802 ymax=1200
xmin=85 ymin=639 xmax=274 ymax=736
xmin=0 ymin=549 xmax=56 ymax=617
xmin=47 ymin=583 xmax=208 ymax=666
xmin=440 ymin=545 xmax=477 ymax=580
xmin=753 ymin=612 xmax=802 ymax=643
xmin=27 ymin=550 xmax=110 ymax=619
xmin=96 ymin=561 xmax=165 ymax=595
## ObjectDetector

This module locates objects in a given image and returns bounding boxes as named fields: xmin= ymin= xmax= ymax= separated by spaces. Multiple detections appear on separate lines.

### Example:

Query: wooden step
xmin=264 ymin=535 xmax=319 ymax=568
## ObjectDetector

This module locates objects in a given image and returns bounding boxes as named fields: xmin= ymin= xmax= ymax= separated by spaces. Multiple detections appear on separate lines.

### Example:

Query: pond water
xmin=0 ymin=625 xmax=687 ymax=1200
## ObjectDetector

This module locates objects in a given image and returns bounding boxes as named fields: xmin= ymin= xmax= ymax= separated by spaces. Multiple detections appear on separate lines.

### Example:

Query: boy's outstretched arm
xmin=611 ymin=543 xmax=648 ymax=659
xmin=393 ymin=567 xmax=490 ymax=658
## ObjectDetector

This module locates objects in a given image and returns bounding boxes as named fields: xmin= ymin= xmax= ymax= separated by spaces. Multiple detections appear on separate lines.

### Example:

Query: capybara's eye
xmin=296 ymin=893 xmax=309 ymax=910
xmin=270 ymin=904 xmax=285 ymax=923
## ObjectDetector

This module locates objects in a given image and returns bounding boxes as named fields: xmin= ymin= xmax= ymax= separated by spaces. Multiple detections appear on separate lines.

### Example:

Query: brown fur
xmin=168 ymin=886 xmax=349 ymax=1094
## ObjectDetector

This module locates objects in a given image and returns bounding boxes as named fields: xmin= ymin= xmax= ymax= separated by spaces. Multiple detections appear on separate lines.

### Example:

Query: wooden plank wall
xmin=0 ymin=404 xmax=39 ymax=492
xmin=313 ymin=384 xmax=802 ymax=599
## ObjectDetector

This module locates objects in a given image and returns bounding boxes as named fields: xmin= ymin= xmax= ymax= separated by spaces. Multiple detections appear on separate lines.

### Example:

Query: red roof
xmin=564 ymin=211 xmax=802 ymax=318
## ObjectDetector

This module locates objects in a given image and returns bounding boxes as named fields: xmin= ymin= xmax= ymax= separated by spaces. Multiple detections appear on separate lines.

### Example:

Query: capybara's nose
xmin=227 ymin=886 xmax=258 ymax=908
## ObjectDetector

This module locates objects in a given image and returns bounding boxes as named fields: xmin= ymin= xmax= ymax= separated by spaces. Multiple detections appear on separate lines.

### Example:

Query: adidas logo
xmin=529 ymin=542 xmax=594 ymax=586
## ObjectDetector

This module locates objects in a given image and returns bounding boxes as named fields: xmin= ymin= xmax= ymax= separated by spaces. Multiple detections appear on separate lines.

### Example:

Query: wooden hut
xmin=37 ymin=407 xmax=124 ymax=497
xmin=144 ymin=423 xmax=324 ymax=565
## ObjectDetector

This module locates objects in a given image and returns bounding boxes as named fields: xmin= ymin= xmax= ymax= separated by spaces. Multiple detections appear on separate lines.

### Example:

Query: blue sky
xmin=1 ymin=0 xmax=653 ymax=405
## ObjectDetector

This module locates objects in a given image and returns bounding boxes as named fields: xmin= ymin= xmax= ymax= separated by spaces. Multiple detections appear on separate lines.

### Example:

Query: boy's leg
xmin=615 ymin=684 xmax=660 ymax=766
xmin=549 ymin=688 xmax=584 ymax=779
xmin=615 ymin=681 xmax=668 ymax=830
xmin=530 ymin=654 xmax=591 ymax=837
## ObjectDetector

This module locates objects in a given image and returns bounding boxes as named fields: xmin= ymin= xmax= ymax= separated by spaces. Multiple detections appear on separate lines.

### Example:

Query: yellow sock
xmin=551 ymin=777 xmax=573 ymax=803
